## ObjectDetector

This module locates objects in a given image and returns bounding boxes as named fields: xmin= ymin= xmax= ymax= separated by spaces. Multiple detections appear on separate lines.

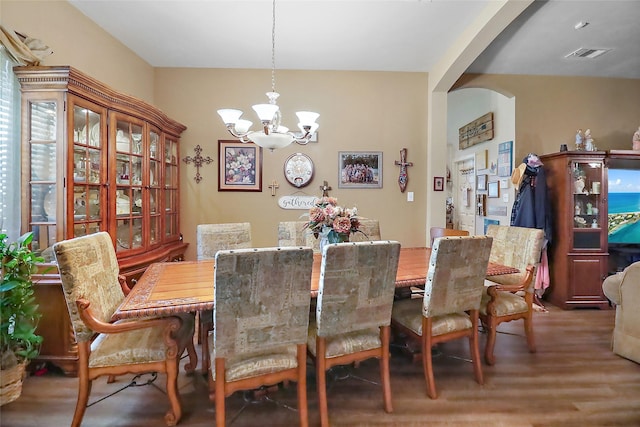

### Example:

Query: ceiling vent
xmin=565 ymin=48 xmax=611 ymax=59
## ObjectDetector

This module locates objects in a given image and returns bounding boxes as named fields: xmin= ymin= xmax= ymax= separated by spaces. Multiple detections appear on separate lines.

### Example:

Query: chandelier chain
xmin=271 ymin=0 xmax=276 ymax=94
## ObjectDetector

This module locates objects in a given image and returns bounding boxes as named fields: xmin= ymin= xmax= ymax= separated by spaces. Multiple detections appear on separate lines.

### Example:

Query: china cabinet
xmin=15 ymin=66 xmax=187 ymax=374
xmin=540 ymin=151 xmax=609 ymax=309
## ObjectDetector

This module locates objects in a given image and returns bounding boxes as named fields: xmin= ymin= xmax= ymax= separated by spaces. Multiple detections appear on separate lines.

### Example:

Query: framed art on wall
xmin=497 ymin=141 xmax=513 ymax=177
xmin=338 ymin=151 xmax=383 ymax=188
xmin=488 ymin=180 xmax=500 ymax=198
xmin=218 ymin=140 xmax=263 ymax=191
xmin=434 ymin=176 xmax=444 ymax=191
xmin=477 ymin=174 xmax=487 ymax=191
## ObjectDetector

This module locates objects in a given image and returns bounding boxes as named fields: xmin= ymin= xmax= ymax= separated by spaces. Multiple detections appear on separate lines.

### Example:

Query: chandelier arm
xmin=225 ymin=125 xmax=252 ymax=142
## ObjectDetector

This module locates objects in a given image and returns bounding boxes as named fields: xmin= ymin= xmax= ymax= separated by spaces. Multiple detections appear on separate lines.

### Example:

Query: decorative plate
xmin=284 ymin=153 xmax=314 ymax=188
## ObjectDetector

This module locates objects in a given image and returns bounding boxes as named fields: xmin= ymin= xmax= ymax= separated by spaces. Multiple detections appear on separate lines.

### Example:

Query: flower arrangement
xmin=303 ymin=197 xmax=361 ymax=243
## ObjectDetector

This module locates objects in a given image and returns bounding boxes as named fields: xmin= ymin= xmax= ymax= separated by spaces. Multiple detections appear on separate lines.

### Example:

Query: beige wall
xmin=2 ymin=0 xmax=155 ymax=103
xmin=154 ymin=68 xmax=429 ymax=260
xmin=453 ymin=74 xmax=640 ymax=162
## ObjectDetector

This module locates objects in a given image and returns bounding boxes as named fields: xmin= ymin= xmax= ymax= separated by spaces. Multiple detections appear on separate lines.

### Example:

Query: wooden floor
xmin=2 ymin=304 xmax=639 ymax=426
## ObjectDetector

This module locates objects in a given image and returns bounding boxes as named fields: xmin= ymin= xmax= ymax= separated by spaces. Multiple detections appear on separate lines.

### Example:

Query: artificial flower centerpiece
xmin=303 ymin=197 xmax=361 ymax=244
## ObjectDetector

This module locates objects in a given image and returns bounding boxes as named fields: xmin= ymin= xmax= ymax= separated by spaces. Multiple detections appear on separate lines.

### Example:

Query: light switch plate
xmin=407 ymin=192 xmax=414 ymax=202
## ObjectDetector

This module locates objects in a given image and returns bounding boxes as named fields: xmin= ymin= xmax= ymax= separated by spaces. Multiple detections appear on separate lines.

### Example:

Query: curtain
xmin=0 ymin=25 xmax=53 ymax=66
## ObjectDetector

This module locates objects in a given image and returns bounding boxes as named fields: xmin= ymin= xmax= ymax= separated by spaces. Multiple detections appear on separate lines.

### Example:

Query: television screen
xmin=608 ymin=168 xmax=640 ymax=244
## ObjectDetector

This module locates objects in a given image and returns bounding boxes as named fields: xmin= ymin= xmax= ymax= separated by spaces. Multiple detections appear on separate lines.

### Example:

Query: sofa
xmin=602 ymin=261 xmax=640 ymax=364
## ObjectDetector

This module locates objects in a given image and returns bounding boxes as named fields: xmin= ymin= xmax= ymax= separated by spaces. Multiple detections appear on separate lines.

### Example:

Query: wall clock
xmin=284 ymin=152 xmax=314 ymax=188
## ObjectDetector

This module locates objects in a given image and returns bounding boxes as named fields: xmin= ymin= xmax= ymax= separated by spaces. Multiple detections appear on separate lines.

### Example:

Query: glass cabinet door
xmin=164 ymin=136 xmax=179 ymax=241
xmin=111 ymin=113 xmax=145 ymax=253
xmin=571 ymin=159 xmax=606 ymax=250
xmin=28 ymin=100 xmax=58 ymax=259
xmin=149 ymin=127 xmax=161 ymax=246
xmin=70 ymin=98 xmax=106 ymax=240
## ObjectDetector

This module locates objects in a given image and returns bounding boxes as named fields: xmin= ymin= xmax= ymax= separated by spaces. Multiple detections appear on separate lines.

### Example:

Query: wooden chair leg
xmin=470 ymin=312 xmax=484 ymax=385
xmin=183 ymin=335 xmax=198 ymax=374
xmin=524 ymin=313 xmax=537 ymax=353
xmin=296 ymin=344 xmax=309 ymax=427
xmin=164 ymin=358 xmax=182 ymax=427
xmin=421 ymin=317 xmax=437 ymax=399
xmin=316 ymin=337 xmax=330 ymax=427
xmin=107 ymin=375 xmax=116 ymax=384
xmin=380 ymin=326 xmax=393 ymax=413
xmin=71 ymin=376 xmax=91 ymax=427
xmin=215 ymin=358 xmax=226 ymax=427
xmin=484 ymin=317 xmax=497 ymax=366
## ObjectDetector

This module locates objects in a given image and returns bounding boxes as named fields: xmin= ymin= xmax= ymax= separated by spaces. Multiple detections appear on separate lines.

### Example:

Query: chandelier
xmin=217 ymin=0 xmax=319 ymax=151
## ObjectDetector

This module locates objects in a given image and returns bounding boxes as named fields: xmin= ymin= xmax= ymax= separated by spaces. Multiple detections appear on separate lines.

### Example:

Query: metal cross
xmin=182 ymin=144 xmax=213 ymax=183
xmin=319 ymin=180 xmax=332 ymax=197
xmin=268 ymin=179 xmax=279 ymax=196
xmin=394 ymin=148 xmax=413 ymax=193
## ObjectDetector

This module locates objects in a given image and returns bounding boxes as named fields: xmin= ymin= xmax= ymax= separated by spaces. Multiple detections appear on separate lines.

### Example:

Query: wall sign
xmin=459 ymin=112 xmax=494 ymax=149
xmin=277 ymin=195 xmax=317 ymax=210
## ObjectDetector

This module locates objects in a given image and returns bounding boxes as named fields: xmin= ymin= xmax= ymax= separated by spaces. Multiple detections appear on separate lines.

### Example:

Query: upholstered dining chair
xmin=196 ymin=222 xmax=252 ymax=372
xmin=208 ymin=246 xmax=314 ymax=427
xmin=308 ymin=241 xmax=400 ymax=427
xmin=429 ymin=226 xmax=469 ymax=246
xmin=277 ymin=221 xmax=308 ymax=247
xmin=479 ymin=225 xmax=545 ymax=365
xmin=391 ymin=235 xmax=493 ymax=399
xmin=53 ymin=232 xmax=194 ymax=427
xmin=350 ymin=219 xmax=382 ymax=242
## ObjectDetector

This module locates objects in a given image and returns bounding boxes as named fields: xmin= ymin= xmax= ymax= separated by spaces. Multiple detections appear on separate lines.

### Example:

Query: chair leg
xmin=215 ymin=358 xmax=226 ymax=427
xmin=316 ymin=337 xmax=330 ymax=427
xmin=71 ymin=376 xmax=92 ymax=427
xmin=296 ymin=344 xmax=309 ymax=427
xmin=421 ymin=317 xmax=437 ymax=399
xmin=107 ymin=375 xmax=116 ymax=384
xmin=183 ymin=335 xmax=198 ymax=374
xmin=524 ymin=313 xmax=537 ymax=353
xmin=470 ymin=311 xmax=484 ymax=385
xmin=164 ymin=359 xmax=182 ymax=427
xmin=379 ymin=326 xmax=393 ymax=413
xmin=484 ymin=317 xmax=497 ymax=366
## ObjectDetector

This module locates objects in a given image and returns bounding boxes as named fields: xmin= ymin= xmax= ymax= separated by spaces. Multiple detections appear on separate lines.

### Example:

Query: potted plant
xmin=1 ymin=232 xmax=44 ymax=406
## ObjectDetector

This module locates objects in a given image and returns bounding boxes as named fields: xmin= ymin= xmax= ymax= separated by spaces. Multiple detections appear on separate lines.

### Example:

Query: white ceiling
xmin=68 ymin=0 xmax=640 ymax=79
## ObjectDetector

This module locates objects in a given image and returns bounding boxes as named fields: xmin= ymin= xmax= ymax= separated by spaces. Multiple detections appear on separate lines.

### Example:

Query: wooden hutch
xmin=541 ymin=150 xmax=639 ymax=310
xmin=15 ymin=66 xmax=188 ymax=375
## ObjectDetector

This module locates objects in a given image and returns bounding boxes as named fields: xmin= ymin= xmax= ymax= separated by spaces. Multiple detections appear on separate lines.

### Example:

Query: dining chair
xmin=308 ymin=241 xmax=401 ymax=427
xmin=196 ymin=222 xmax=252 ymax=372
xmin=277 ymin=221 xmax=308 ymax=247
xmin=53 ymin=232 xmax=195 ymax=427
xmin=391 ymin=235 xmax=493 ymax=399
xmin=429 ymin=226 xmax=469 ymax=246
xmin=208 ymin=246 xmax=314 ymax=427
xmin=479 ymin=225 xmax=545 ymax=365
xmin=350 ymin=219 xmax=382 ymax=242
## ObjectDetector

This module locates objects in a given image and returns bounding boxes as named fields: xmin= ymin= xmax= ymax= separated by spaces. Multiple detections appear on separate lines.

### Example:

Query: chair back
xmin=423 ymin=236 xmax=493 ymax=317
xmin=197 ymin=223 xmax=252 ymax=260
xmin=430 ymin=226 xmax=469 ymax=246
xmin=213 ymin=247 xmax=313 ymax=359
xmin=53 ymin=232 xmax=123 ymax=342
xmin=277 ymin=221 xmax=308 ymax=247
xmin=350 ymin=219 xmax=382 ymax=242
xmin=316 ymin=241 xmax=401 ymax=337
xmin=486 ymin=225 xmax=544 ymax=290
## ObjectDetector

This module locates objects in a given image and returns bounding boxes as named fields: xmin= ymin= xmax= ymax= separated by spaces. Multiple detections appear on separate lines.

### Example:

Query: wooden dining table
xmin=112 ymin=247 xmax=518 ymax=321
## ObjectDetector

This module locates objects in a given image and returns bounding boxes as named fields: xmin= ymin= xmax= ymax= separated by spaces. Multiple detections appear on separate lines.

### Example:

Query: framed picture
xmin=497 ymin=141 xmax=513 ymax=177
xmin=434 ymin=176 xmax=445 ymax=191
xmin=338 ymin=151 xmax=383 ymax=188
xmin=218 ymin=140 xmax=263 ymax=192
xmin=475 ymin=149 xmax=487 ymax=170
xmin=488 ymin=180 xmax=500 ymax=198
xmin=477 ymin=174 xmax=487 ymax=191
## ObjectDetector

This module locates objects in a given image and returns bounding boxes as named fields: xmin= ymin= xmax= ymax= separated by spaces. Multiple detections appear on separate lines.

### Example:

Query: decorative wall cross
xmin=394 ymin=148 xmax=413 ymax=193
xmin=319 ymin=180 xmax=332 ymax=197
xmin=268 ymin=179 xmax=279 ymax=196
xmin=182 ymin=144 xmax=213 ymax=183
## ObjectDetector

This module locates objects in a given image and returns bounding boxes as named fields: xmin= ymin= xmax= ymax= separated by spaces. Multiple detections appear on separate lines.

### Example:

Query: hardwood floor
xmin=2 ymin=304 xmax=639 ymax=426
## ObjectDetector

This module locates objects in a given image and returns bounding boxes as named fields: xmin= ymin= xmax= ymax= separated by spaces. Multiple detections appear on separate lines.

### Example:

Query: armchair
xmin=479 ymin=225 xmax=544 ymax=365
xmin=53 ymin=232 xmax=194 ymax=427
xmin=602 ymin=261 xmax=640 ymax=364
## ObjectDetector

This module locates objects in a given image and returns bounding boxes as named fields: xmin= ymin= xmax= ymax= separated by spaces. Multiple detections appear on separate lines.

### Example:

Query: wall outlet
xmin=407 ymin=192 xmax=414 ymax=202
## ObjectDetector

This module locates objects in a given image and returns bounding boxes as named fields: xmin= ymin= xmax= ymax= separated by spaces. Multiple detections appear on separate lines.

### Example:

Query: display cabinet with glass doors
xmin=540 ymin=151 xmax=609 ymax=309
xmin=15 ymin=66 xmax=188 ymax=375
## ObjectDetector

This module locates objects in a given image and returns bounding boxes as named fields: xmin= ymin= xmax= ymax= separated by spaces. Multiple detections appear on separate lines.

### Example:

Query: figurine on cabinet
xmin=575 ymin=129 xmax=585 ymax=151
xmin=633 ymin=126 xmax=640 ymax=151
xmin=584 ymin=129 xmax=596 ymax=151
xmin=574 ymin=175 xmax=586 ymax=194
xmin=586 ymin=202 xmax=593 ymax=215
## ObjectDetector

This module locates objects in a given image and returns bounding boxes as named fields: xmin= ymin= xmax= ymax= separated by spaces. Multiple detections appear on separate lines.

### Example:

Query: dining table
xmin=112 ymin=247 xmax=518 ymax=321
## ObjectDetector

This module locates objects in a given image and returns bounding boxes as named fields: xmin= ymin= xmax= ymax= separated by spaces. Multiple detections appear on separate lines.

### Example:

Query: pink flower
xmin=333 ymin=217 xmax=352 ymax=234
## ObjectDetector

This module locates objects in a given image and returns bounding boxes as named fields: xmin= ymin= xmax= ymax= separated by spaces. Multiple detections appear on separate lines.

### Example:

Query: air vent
xmin=565 ymin=48 xmax=611 ymax=59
